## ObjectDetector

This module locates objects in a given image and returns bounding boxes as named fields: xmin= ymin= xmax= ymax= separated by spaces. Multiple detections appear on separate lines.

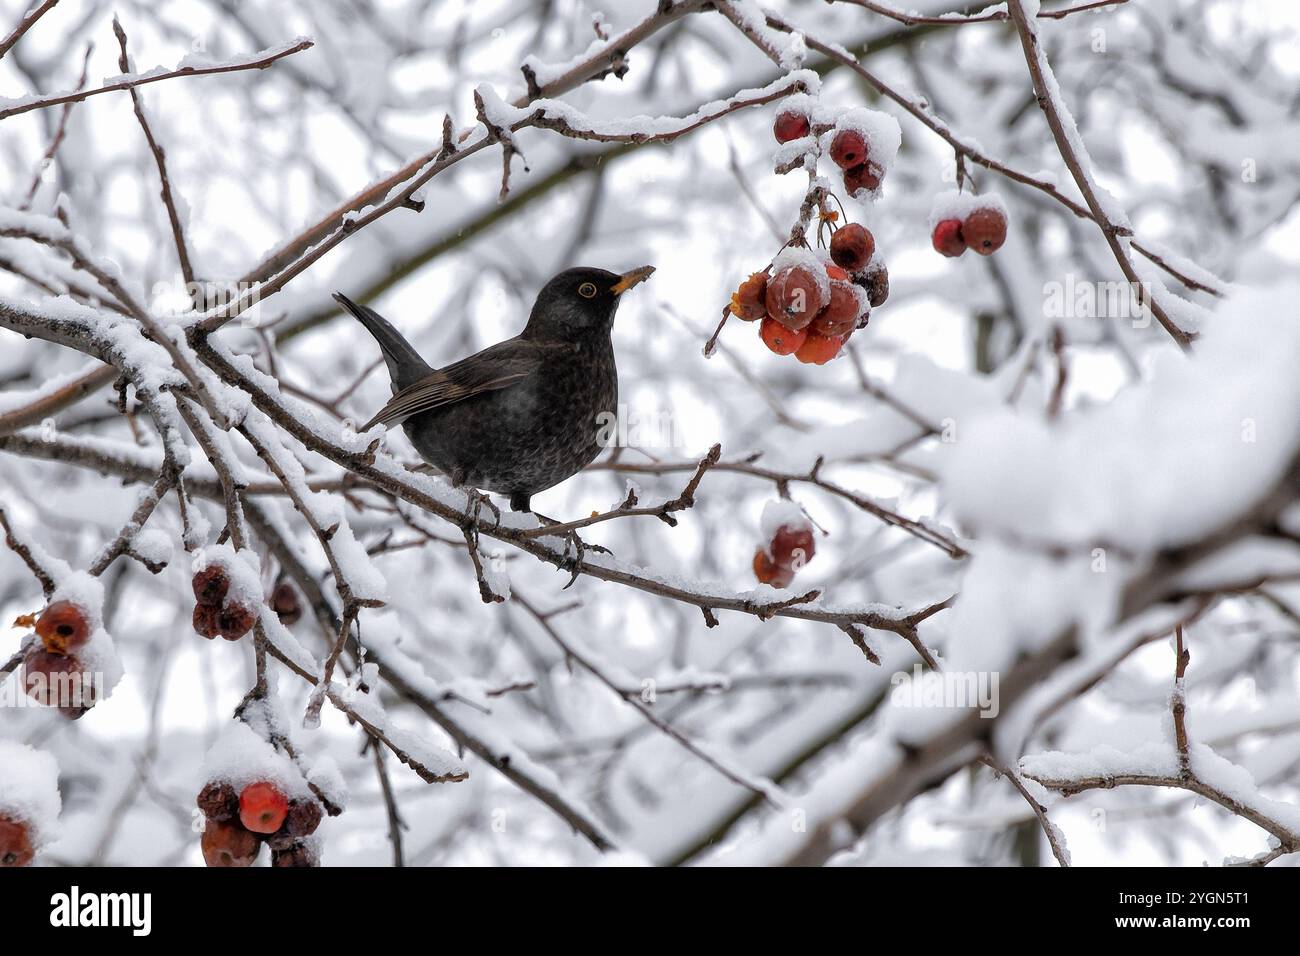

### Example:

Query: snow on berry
xmin=200 ymin=720 xmax=313 ymax=803
xmin=760 ymin=499 xmax=813 ymax=550
xmin=771 ymin=245 xmax=832 ymax=304
xmin=0 ymin=741 xmax=61 ymax=852
xmin=928 ymin=189 xmax=1009 ymax=233
xmin=191 ymin=543 xmax=263 ymax=609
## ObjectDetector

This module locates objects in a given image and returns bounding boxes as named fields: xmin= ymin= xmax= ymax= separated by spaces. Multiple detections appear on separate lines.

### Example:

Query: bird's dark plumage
xmin=334 ymin=265 xmax=653 ymax=513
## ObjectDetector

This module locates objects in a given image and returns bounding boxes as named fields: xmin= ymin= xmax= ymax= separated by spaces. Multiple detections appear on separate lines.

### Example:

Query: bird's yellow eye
xmin=578 ymin=282 xmax=598 ymax=298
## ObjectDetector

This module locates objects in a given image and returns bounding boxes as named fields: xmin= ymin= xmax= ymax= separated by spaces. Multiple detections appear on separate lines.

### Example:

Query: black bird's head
xmin=522 ymin=265 xmax=654 ymax=342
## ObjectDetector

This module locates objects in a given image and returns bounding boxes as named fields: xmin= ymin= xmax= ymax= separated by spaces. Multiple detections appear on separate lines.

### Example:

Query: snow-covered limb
xmin=0 ymin=36 xmax=314 ymax=120
xmin=0 ymin=0 xmax=59 ymax=61
xmin=762 ymin=9 xmax=1224 ymax=298
xmin=1021 ymin=742 xmax=1300 ymax=864
xmin=829 ymin=0 xmax=1131 ymax=28
xmin=1005 ymin=0 xmax=1193 ymax=347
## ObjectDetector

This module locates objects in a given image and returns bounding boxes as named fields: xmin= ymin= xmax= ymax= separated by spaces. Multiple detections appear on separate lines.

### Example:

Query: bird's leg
xmin=464 ymin=487 xmax=501 ymax=531
xmin=509 ymin=492 xmax=531 ymax=513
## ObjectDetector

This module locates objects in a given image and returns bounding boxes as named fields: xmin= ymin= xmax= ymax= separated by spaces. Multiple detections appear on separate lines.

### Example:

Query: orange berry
xmin=795 ymin=333 xmax=844 ymax=365
xmin=0 ymin=815 xmax=34 ymax=867
xmin=239 ymin=781 xmax=289 ymax=834
xmin=759 ymin=316 xmax=808 ymax=356
xmin=730 ymin=271 xmax=769 ymax=321
xmin=35 ymin=601 xmax=89 ymax=655
xmin=752 ymin=548 xmax=794 ymax=588
xmin=764 ymin=266 xmax=826 ymax=330
xmin=201 ymin=819 xmax=260 ymax=867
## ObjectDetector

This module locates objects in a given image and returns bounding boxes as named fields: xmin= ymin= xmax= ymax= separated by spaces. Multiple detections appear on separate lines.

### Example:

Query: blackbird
xmin=334 ymin=265 xmax=654 ymax=513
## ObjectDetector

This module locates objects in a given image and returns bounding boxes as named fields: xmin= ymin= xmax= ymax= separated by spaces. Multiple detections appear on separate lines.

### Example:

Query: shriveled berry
xmin=772 ymin=110 xmax=810 ymax=144
xmin=932 ymin=219 xmax=966 ymax=257
xmin=285 ymin=798 xmax=323 ymax=838
xmin=217 ymin=603 xmax=256 ymax=642
xmin=795 ymin=333 xmax=844 ymax=366
xmin=759 ymin=316 xmax=808 ymax=356
xmin=201 ymin=819 xmax=260 ymax=868
xmin=239 ymin=781 xmax=289 ymax=834
xmin=810 ymin=283 xmax=860 ymax=337
xmin=35 ymin=601 xmax=90 ymax=655
xmin=197 ymin=780 xmax=240 ymax=822
xmin=23 ymin=646 xmax=92 ymax=710
xmin=193 ymin=603 xmax=222 ymax=640
xmin=830 ymin=129 xmax=868 ymax=170
xmin=730 ymin=271 xmax=769 ymax=322
xmin=752 ymin=548 xmax=794 ymax=589
xmin=843 ymin=161 xmax=883 ymax=197
xmin=0 ymin=815 xmax=35 ymax=867
xmin=270 ymin=582 xmax=302 ymax=626
xmin=963 ymin=206 xmax=1007 ymax=255
xmin=271 ymin=841 xmax=319 ymax=867
xmin=772 ymin=525 xmax=816 ymax=569
xmin=192 ymin=566 xmax=230 ymax=606
xmin=859 ymin=264 xmax=889 ymax=308
xmin=829 ymin=224 xmax=875 ymax=273
xmin=764 ymin=266 xmax=826 ymax=331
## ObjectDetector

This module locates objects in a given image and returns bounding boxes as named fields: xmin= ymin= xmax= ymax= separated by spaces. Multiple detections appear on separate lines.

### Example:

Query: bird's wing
xmin=362 ymin=338 xmax=572 ymax=430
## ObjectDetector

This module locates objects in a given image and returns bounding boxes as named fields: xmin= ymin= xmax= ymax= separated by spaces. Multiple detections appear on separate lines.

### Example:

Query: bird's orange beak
xmin=612 ymin=265 xmax=655 ymax=295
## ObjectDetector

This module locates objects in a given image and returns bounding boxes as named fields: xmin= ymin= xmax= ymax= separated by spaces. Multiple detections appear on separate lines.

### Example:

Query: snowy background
xmin=1 ymin=0 xmax=1299 ymax=867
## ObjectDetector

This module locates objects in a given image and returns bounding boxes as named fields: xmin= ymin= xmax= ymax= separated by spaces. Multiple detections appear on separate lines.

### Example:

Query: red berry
xmin=963 ymin=206 xmax=1007 ymax=255
xmin=829 ymin=224 xmax=875 ymax=273
xmin=201 ymin=819 xmax=260 ymax=868
xmin=271 ymin=582 xmax=302 ymax=626
xmin=752 ymin=548 xmax=794 ymax=589
xmin=217 ymin=603 xmax=256 ymax=642
xmin=34 ymin=601 xmax=90 ymax=655
xmin=0 ymin=815 xmax=35 ymax=867
xmin=730 ymin=271 xmax=769 ymax=322
xmin=843 ymin=161 xmax=882 ymax=198
xmin=932 ymin=219 xmax=966 ymax=257
xmin=829 ymin=129 xmax=868 ymax=170
xmin=23 ymin=646 xmax=92 ymax=711
xmin=764 ymin=266 xmax=826 ymax=330
xmin=771 ymin=525 xmax=816 ymax=569
xmin=193 ymin=603 xmax=222 ymax=640
xmin=858 ymin=264 xmax=889 ymax=308
xmin=795 ymin=332 xmax=844 ymax=365
xmin=192 ymin=566 xmax=230 ymax=606
xmin=197 ymin=780 xmax=240 ymax=822
xmin=772 ymin=109 xmax=810 ymax=144
xmin=759 ymin=316 xmax=808 ymax=356
xmin=239 ymin=781 xmax=289 ymax=834
xmin=810 ymin=282 xmax=860 ymax=337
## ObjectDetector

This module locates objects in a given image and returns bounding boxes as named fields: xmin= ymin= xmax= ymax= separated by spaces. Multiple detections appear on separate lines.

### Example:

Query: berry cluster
xmin=752 ymin=508 xmax=816 ymax=590
xmin=732 ymin=238 xmax=887 ymax=365
xmin=725 ymin=101 xmax=897 ymax=364
xmin=197 ymin=779 xmax=322 ymax=867
xmin=191 ymin=565 xmax=255 ymax=641
xmin=774 ymin=110 xmax=889 ymax=199
xmin=0 ymin=814 xmax=35 ymax=867
xmin=22 ymin=600 xmax=96 ymax=718
xmin=929 ymin=191 xmax=1008 ymax=258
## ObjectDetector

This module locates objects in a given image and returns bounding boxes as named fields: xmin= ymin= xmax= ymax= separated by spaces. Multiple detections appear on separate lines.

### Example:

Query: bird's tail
xmin=333 ymin=292 xmax=433 ymax=392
